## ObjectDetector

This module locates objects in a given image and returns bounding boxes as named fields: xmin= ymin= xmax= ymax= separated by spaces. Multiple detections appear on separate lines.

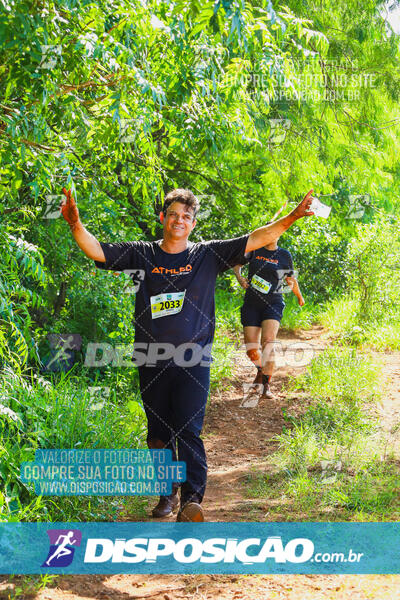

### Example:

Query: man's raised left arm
xmin=245 ymin=189 xmax=315 ymax=253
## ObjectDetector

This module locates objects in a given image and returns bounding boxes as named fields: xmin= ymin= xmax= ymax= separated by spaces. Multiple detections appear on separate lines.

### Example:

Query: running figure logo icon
xmin=42 ymin=529 xmax=82 ymax=567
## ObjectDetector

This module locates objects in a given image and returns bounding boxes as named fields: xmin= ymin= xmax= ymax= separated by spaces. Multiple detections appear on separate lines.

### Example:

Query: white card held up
xmin=310 ymin=197 xmax=332 ymax=219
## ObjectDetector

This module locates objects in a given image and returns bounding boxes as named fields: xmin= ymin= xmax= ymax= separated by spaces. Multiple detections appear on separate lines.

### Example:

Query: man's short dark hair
xmin=162 ymin=188 xmax=200 ymax=218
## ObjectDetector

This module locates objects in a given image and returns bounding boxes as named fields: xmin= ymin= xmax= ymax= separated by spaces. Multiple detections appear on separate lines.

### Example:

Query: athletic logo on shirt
xmin=255 ymin=256 xmax=279 ymax=264
xmin=151 ymin=265 xmax=192 ymax=275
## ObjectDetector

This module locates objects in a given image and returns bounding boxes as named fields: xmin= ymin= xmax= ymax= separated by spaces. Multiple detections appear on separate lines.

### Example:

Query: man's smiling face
xmin=160 ymin=201 xmax=197 ymax=240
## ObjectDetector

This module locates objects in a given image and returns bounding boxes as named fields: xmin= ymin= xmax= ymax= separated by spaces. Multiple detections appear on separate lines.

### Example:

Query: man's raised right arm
xmin=60 ymin=188 xmax=105 ymax=262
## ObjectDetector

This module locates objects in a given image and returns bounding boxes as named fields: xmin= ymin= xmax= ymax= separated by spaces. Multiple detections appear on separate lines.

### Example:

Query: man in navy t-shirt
xmin=60 ymin=186 xmax=314 ymax=522
xmin=92 ymin=234 xmax=251 ymax=366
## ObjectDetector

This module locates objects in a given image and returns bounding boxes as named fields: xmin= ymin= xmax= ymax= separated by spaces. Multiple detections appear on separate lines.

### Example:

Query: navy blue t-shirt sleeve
xmin=242 ymin=250 xmax=254 ymax=264
xmin=285 ymin=250 xmax=294 ymax=277
xmin=207 ymin=234 xmax=250 ymax=273
xmin=94 ymin=241 xmax=142 ymax=271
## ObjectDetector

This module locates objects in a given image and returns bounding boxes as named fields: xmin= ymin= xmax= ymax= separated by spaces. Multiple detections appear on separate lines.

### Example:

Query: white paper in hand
xmin=310 ymin=197 xmax=331 ymax=219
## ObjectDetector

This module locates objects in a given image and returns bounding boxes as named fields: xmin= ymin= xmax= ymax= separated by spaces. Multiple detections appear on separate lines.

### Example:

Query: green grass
xmin=280 ymin=294 xmax=320 ymax=331
xmin=119 ymin=495 xmax=151 ymax=520
xmin=364 ymin=322 xmax=400 ymax=351
xmin=209 ymin=329 xmax=238 ymax=392
xmin=286 ymin=346 xmax=383 ymax=405
xmin=0 ymin=365 xmax=147 ymax=522
xmin=0 ymin=287 xmax=243 ymax=523
xmin=319 ymin=295 xmax=359 ymax=335
xmin=215 ymin=285 xmax=242 ymax=327
xmin=319 ymin=294 xmax=400 ymax=350
xmin=3 ymin=574 xmax=58 ymax=599
xmin=243 ymin=346 xmax=399 ymax=520
xmin=210 ymin=286 xmax=243 ymax=391
xmin=245 ymin=458 xmax=400 ymax=521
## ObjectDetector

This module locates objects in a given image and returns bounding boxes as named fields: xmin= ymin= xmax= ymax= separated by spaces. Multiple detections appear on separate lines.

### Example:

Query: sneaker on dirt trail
xmin=261 ymin=382 xmax=274 ymax=399
xmin=176 ymin=502 xmax=204 ymax=522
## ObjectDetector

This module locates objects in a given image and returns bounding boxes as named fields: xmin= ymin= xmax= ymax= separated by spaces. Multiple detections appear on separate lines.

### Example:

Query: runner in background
xmin=233 ymin=226 xmax=305 ymax=401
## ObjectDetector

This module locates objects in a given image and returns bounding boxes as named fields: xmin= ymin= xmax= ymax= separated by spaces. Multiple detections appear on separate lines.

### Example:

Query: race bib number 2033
xmin=150 ymin=291 xmax=186 ymax=319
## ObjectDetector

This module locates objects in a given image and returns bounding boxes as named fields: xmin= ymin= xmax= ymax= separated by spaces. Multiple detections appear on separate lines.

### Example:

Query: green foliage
xmin=0 ymin=224 xmax=46 ymax=368
xmin=283 ymin=220 xmax=350 ymax=303
xmin=1 ymin=0 xmax=400 ymax=526
xmin=326 ymin=463 xmax=400 ymax=514
xmin=2 ymin=574 xmax=57 ymax=599
xmin=0 ymin=366 xmax=146 ymax=522
xmin=215 ymin=285 xmax=242 ymax=334
xmin=319 ymin=295 xmax=359 ymax=335
xmin=210 ymin=287 xmax=243 ymax=390
xmin=246 ymin=456 xmax=400 ymax=520
xmin=346 ymin=219 xmax=400 ymax=323
xmin=280 ymin=293 xmax=318 ymax=330
xmin=276 ymin=346 xmax=382 ymax=472
xmin=287 ymin=345 xmax=382 ymax=405
xmin=1 ymin=0 xmax=399 ymax=369
xmin=319 ymin=219 xmax=400 ymax=348
xmin=276 ymin=422 xmax=321 ymax=475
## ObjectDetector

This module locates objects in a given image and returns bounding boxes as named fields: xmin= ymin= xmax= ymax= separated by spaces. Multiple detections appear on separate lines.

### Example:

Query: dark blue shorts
xmin=240 ymin=300 xmax=284 ymax=326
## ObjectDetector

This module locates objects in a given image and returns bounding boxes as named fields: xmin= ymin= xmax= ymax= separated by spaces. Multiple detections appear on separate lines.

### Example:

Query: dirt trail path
xmin=374 ymin=351 xmax=400 ymax=441
xmin=202 ymin=325 xmax=329 ymax=522
xmin=2 ymin=326 xmax=400 ymax=599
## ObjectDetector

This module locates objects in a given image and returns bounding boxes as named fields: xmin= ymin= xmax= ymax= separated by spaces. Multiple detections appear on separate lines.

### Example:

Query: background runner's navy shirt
xmin=94 ymin=235 xmax=250 ymax=365
xmin=244 ymin=246 xmax=294 ymax=305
